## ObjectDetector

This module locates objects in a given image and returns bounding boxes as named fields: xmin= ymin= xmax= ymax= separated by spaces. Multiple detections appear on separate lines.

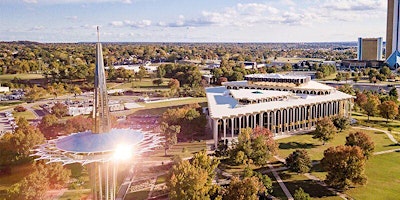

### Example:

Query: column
xmin=259 ymin=113 xmax=263 ymax=129
xmin=231 ymin=118 xmax=234 ymax=138
xmin=246 ymin=115 xmax=249 ymax=128
xmin=223 ymin=118 xmax=227 ymax=139
xmin=213 ymin=119 xmax=218 ymax=148
xmin=253 ymin=114 xmax=257 ymax=128
xmin=238 ymin=116 xmax=242 ymax=134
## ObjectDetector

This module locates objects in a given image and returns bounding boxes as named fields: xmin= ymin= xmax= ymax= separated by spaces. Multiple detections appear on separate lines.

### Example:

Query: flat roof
xmin=230 ymin=89 xmax=292 ymax=101
xmin=223 ymin=80 xmax=334 ymax=91
xmin=245 ymin=73 xmax=308 ymax=79
xmin=206 ymin=86 xmax=353 ymax=119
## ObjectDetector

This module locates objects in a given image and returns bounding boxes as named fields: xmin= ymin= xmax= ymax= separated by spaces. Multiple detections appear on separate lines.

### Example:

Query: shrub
xmin=13 ymin=106 xmax=27 ymax=112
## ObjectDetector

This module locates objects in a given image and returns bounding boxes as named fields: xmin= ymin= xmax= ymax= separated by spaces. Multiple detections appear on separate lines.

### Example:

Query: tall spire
xmin=93 ymin=26 xmax=111 ymax=134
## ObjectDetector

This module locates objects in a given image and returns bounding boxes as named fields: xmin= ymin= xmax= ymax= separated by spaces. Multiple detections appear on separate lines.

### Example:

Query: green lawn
xmin=0 ymin=73 xmax=44 ymax=81
xmin=345 ymin=153 xmax=400 ymax=200
xmin=276 ymin=127 xmax=398 ymax=161
xmin=147 ymin=141 xmax=207 ymax=161
xmin=58 ymin=189 xmax=90 ymax=200
xmin=352 ymin=112 xmax=400 ymax=132
xmin=277 ymin=172 xmax=340 ymax=200
xmin=0 ymin=162 xmax=34 ymax=198
xmin=155 ymin=174 xmax=167 ymax=184
xmin=12 ymin=110 xmax=37 ymax=120
xmin=125 ymin=189 xmax=150 ymax=200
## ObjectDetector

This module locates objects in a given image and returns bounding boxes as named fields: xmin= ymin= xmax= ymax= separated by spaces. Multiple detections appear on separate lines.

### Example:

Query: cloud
xmin=29 ymin=26 xmax=45 ymax=31
xmin=66 ymin=16 xmax=78 ymax=21
xmin=109 ymin=19 xmax=152 ymax=28
xmin=23 ymin=0 xmax=38 ymax=3
xmin=322 ymin=0 xmax=385 ymax=11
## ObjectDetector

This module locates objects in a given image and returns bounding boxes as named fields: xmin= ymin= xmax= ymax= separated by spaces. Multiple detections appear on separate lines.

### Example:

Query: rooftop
xmin=229 ymin=89 xmax=292 ymax=101
xmin=206 ymin=86 xmax=353 ymax=119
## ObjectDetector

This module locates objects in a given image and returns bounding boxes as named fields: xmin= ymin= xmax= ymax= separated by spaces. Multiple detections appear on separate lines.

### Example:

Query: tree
xmin=338 ymin=84 xmax=354 ymax=95
xmin=285 ymin=150 xmax=312 ymax=173
xmin=355 ymin=92 xmax=367 ymax=107
xmin=321 ymin=145 xmax=367 ymax=190
xmin=293 ymin=187 xmax=311 ymax=200
xmin=224 ymin=176 xmax=266 ymax=200
xmin=379 ymin=101 xmax=399 ymax=123
xmin=38 ymin=114 xmax=62 ymax=139
xmin=217 ymin=77 xmax=228 ymax=85
xmin=7 ymin=162 xmax=71 ymax=200
xmin=0 ymin=117 xmax=45 ymax=164
xmin=51 ymin=102 xmax=68 ymax=118
xmin=214 ymin=139 xmax=229 ymax=157
xmin=71 ymin=85 xmax=82 ymax=98
xmin=230 ymin=127 xmax=276 ymax=166
xmin=152 ymin=78 xmax=163 ymax=86
xmin=64 ymin=115 xmax=94 ymax=134
xmin=346 ymin=132 xmax=375 ymax=159
xmin=331 ymin=116 xmax=350 ymax=132
xmin=389 ymin=87 xmax=398 ymax=101
xmin=362 ymin=94 xmax=380 ymax=121
xmin=160 ymin=122 xmax=181 ymax=156
xmin=167 ymin=151 xmax=219 ymax=200
xmin=312 ymin=117 xmax=337 ymax=145
xmin=136 ymin=66 xmax=147 ymax=81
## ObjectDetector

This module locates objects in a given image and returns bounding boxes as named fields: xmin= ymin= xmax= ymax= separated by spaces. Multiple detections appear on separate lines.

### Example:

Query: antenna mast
xmin=97 ymin=26 xmax=100 ymax=42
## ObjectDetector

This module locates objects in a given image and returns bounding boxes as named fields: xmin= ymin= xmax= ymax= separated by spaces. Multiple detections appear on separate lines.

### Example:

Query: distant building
xmin=357 ymin=37 xmax=383 ymax=61
xmin=0 ymin=87 xmax=9 ymax=93
xmin=386 ymin=0 xmax=400 ymax=68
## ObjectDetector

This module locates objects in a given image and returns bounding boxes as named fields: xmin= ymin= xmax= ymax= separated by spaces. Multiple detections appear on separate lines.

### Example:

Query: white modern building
xmin=206 ymin=74 xmax=353 ymax=148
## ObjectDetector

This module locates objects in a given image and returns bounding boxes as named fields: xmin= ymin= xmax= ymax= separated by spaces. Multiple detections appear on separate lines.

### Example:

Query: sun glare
xmin=113 ymin=144 xmax=133 ymax=161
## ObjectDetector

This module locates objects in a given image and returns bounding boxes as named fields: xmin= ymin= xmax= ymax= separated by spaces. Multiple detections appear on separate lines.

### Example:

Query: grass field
xmin=352 ymin=112 xmax=400 ymax=132
xmin=12 ymin=110 xmax=36 ymax=120
xmin=267 ymin=57 xmax=325 ymax=64
xmin=345 ymin=153 xmax=400 ymax=200
xmin=0 ymin=73 xmax=44 ymax=81
xmin=125 ymin=189 xmax=150 ymax=200
xmin=274 ymin=122 xmax=400 ymax=200
xmin=147 ymin=141 xmax=207 ymax=161
xmin=58 ymin=189 xmax=90 ymax=200
xmin=0 ymin=162 xmax=34 ymax=198
xmin=276 ymin=171 xmax=340 ymax=200
xmin=276 ymin=128 xmax=399 ymax=161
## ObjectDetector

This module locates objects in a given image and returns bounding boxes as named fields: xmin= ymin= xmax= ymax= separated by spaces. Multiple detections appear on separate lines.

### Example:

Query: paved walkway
xmin=353 ymin=126 xmax=398 ymax=143
xmin=374 ymin=148 xmax=400 ymax=155
xmin=267 ymin=164 xmax=293 ymax=200
xmin=303 ymin=173 xmax=348 ymax=200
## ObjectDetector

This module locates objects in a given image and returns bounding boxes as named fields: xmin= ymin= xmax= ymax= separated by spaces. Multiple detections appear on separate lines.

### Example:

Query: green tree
xmin=38 ymin=114 xmax=63 ymax=139
xmin=331 ymin=116 xmax=350 ymax=132
xmin=71 ymin=85 xmax=82 ymax=98
xmin=389 ymin=88 xmax=398 ymax=100
xmin=136 ymin=66 xmax=147 ymax=82
xmin=224 ymin=176 xmax=266 ymax=200
xmin=160 ymin=122 xmax=181 ymax=156
xmin=152 ymin=78 xmax=163 ymax=86
xmin=312 ymin=117 xmax=337 ymax=145
xmin=345 ymin=132 xmax=375 ymax=159
xmin=362 ymin=94 xmax=380 ymax=121
xmin=293 ymin=187 xmax=311 ymax=200
xmin=285 ymin=150 xmax=312 ymax=173
xmin=321 ymin=145 xmax=367 ymax=190
xmin=379 ymin=100 xmax=399 ymax=123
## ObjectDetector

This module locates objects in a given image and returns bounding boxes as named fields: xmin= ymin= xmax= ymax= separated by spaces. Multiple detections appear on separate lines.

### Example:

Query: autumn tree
xmin=230 ymin=127 xmax=277 ymax=166
xmin=167 ymin=151 xmax=219 ymax=200
xmin=38 ymin=114 xmax=63 ymax=139
xmin=224 ymin=176 xmax=266 ymax=200
xmin=312 ymin=117 xmax=337 ymax=145
xmin=321 ymin=145 xmax=367 ymax=190
xmin=160 ymin=122 xmax=181 ymax=156
xmin=345 ymin=132 xmax=375 ymax=159
xmin=379 ymin=100 xmax=399 ymax=123
xmin=7 ymin=162 xmax=71 ymax=200
xmin=70 ymin=85 xmax=82 ymax=98
xmin=136 ymin=66 xmax=147 ymax=82
xmin=51 ymin=102 xmax=68 ymax=118
xmin=285 ymin=150 xmax=312 ymax=173
xmin=362 ymin=94 xmax=380 ymax=121
xmin=64 ymin=115 xmax=94 ymax=134
xmin=0 ymin=117 xmax=45 ymax=165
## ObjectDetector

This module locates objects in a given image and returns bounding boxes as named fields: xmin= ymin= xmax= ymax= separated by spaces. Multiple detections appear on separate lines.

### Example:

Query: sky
xmin=0 ymin=0 xmax=388 ymax=43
